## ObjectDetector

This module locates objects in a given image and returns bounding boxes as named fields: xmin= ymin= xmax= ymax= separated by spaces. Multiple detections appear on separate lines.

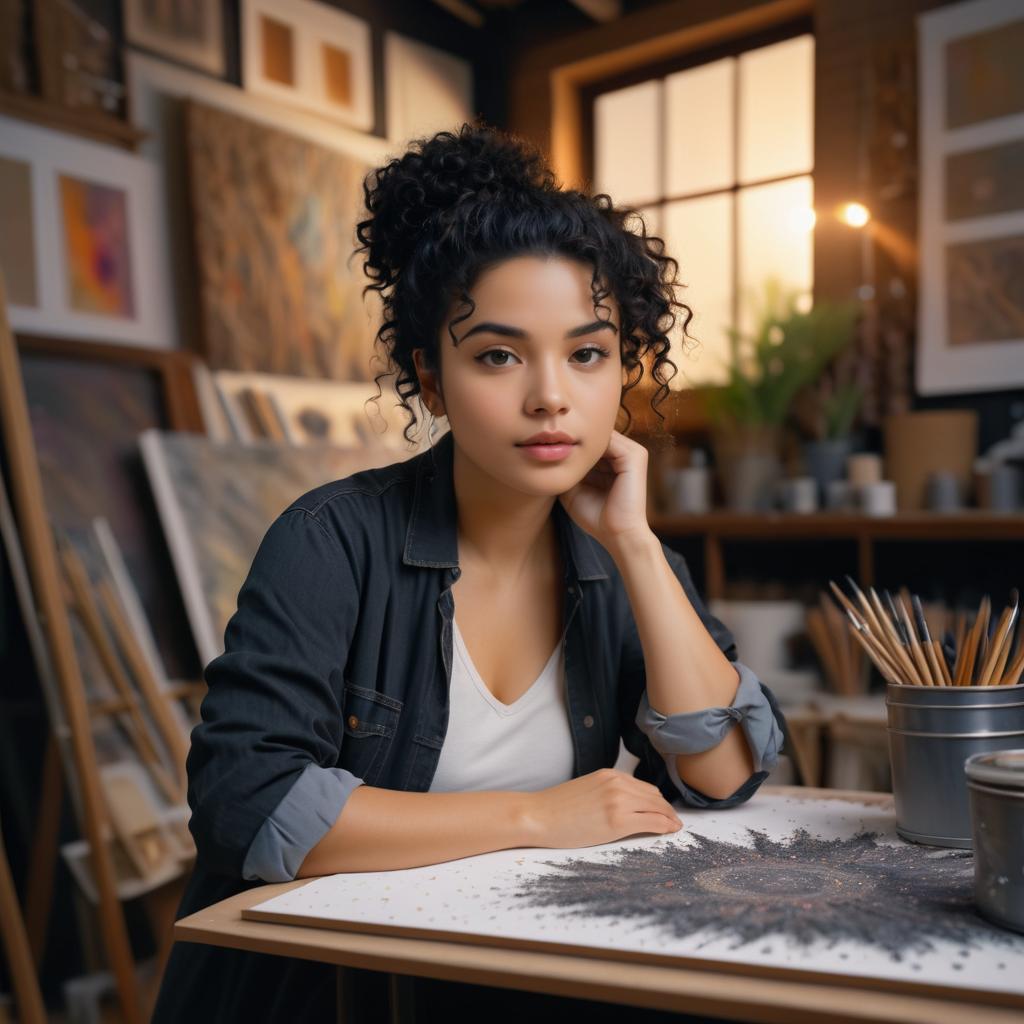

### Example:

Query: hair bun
xmin=358 ymin=121 xmax=557 ymax=286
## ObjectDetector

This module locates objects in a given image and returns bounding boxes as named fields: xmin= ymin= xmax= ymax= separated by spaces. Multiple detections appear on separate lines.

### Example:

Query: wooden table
xmin=174 ymin=786 xmax=1023 ymax=1024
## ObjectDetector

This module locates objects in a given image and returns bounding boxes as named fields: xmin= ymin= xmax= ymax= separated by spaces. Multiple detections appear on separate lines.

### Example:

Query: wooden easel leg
xmin=0 ymin=821 xmax=48 ymax=1024
xmin=24 ymin=734 xmax=62 ymax=966
xmin=336 ymin=965 xmax=357 ymax=1024
xmin=387 ymin=973 xmax=416 ymax=1024
xmin=0 ymin=281 xmax=145 ymax=1024
xmin=139 ymin=872 xmax=188 ymax=1019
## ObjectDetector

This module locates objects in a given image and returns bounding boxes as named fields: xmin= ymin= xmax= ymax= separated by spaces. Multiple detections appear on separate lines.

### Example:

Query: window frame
xmin=581 ymin=16 xmax=815 ymax=354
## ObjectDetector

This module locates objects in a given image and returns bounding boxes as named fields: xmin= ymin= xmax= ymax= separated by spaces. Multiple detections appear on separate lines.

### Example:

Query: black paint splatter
xmin=509 ymin=830 xmax=1023 ymax=961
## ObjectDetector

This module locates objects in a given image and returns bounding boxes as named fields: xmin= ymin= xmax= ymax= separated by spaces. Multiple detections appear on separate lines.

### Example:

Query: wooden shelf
xmin=649 ymin=511 xmax=1024 ymax=599
xmin=0 ymin=92 xmax=146 ymax=150
xmin=650 ymin=510 xmax=1024 ymax=541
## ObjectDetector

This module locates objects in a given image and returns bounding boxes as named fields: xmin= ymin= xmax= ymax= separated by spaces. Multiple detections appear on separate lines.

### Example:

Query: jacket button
xmin=347 ymin=715 xmax=359 ymax=729
xmin=583 ymin=714 xmax=594 ymax=728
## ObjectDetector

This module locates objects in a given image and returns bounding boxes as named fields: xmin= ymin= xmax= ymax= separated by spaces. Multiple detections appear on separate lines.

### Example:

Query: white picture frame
xmin=241 ymin=0 xmax=374 ymax=131
xmin=124 ymin=0 xmax=225 ymax=77
xmin=917 ymin=0 xmax=1024 ymax=394
xmin=384 ymin=30 xmax=474 ymax=147
xmin=0 ymin=114 xmax=176 ymax=348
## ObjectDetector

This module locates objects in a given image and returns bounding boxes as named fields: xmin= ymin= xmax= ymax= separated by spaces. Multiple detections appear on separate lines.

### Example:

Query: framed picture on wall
xmin=917 ymin=0 xmax=1024 ymax=394
xmin=0 ymin=114 xmax=176 ymax=348
xmin=124 ymin=0 xmax=225 ymax=77
xmin=241 ymin=0 xmax=373 ymax=131
xmin=384 ymin=31 xmax=473 ymax=146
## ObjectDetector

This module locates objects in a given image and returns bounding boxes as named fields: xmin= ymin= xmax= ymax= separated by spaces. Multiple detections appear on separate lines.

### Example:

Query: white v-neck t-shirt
xmin=428 ymin=617 xmax=576 ymax=793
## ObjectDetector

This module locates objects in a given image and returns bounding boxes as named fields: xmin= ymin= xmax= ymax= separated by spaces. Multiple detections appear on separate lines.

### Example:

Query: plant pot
xmin=803 ymin=437 xmax=852 ymax=502
xmin=711 ymin=426 xmax=782 ymax=511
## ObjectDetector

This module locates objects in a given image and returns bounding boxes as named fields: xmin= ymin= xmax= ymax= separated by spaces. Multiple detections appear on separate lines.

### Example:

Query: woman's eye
xmin=476 ymin=349 xmax=519 ymax=367
xmin=573 ymin=345 xmax=611 ymax=364
xmin=476 ymin=346 xmax=611 ymax=368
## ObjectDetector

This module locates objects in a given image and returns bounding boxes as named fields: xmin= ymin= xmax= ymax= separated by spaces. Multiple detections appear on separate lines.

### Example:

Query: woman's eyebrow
xmin=457 ymin=320 xmax=618 ymax=344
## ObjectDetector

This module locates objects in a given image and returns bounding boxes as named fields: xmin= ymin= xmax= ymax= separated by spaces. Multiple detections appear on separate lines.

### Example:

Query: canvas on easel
xmin=0 ymin=277 xmax=150 ymax=1024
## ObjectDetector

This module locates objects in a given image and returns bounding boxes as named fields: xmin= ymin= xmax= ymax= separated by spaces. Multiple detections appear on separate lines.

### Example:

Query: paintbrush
xmin=912 ymin=594 xmax=946 ymax=686
xmin=842 ymin=608 xmax=901 ymax=684
xmin=978 ymin=590 xmax=1019 ymax=686
xmin=894 ymin=592 xmax=936 ymax=686
xmin=1003 ymin=630 xmax=1024 ymax=686
xmin=870 ymin=587 xmax=925 ymax=685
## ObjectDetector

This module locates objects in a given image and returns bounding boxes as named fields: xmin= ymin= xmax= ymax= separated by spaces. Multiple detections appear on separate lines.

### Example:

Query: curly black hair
xmin=354 ymin=120 xmax=692 ymax=448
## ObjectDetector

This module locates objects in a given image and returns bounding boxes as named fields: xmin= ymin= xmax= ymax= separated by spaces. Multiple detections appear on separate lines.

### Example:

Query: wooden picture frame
xmin=241 ymin=0 xmax=374 ymax=131
xmin=124 ymin=0 xmax=225 ymax=78
xmin=0 ymin=113 xmax=176 ymax=348
xmin=917 ymin=0 xmax=1024 ymax=394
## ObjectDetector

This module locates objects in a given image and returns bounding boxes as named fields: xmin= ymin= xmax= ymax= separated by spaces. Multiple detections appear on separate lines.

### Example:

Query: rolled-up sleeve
xmin=187 ymin=507 xmax=365 ymax=882
xmin=635 ymin=660 xmax=784 ymax=807
xmin=618 ymin=542 xmax=788 ymax=809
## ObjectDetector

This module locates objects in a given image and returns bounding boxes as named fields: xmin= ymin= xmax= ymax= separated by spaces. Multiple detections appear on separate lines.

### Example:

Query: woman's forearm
xmin=296 ymin=784 xmax=535 ymax=876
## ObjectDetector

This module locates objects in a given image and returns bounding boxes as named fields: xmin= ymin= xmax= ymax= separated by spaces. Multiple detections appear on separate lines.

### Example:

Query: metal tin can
xmin=965 ymin=749 xmax=1024 ymax=934
xmin=885 ymin=682 xmax=1024 ymax=848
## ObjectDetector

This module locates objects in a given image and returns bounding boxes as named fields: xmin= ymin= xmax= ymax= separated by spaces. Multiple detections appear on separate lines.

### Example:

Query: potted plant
xmin=700 ymin=279 xmax=858 ymax=511
xmin=792 ymin=345 xmax=865 ymax=502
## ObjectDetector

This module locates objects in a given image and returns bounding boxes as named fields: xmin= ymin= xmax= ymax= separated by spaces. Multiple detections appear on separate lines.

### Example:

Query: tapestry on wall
xmin=184 ymin=99 xmax=382 ymax=381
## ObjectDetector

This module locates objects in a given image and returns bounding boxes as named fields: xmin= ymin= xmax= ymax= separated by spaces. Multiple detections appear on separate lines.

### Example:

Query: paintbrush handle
xmin=848 ymin=628 xmax=901 ymax=685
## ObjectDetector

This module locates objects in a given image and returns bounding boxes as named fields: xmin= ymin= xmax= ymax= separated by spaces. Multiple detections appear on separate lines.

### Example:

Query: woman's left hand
xmin=558 ymin=430 xmax=652 ymax=553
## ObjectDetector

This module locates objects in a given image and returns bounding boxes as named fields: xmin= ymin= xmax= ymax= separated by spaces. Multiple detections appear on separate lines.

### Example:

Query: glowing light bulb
xmin=838 ymin=202 xmax=871 ymax=228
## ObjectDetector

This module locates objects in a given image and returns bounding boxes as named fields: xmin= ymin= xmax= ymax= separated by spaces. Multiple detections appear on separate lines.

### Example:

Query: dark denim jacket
xmin=154 ymin=428 xmax=788 ymax=1024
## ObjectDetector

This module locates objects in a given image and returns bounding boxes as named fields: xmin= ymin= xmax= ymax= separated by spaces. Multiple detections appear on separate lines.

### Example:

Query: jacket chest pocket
xmin=340 ymin=681 xmax=402 ymax=786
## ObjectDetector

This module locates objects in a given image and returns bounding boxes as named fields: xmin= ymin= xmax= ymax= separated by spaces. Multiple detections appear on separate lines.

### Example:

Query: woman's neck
xmin=452 ymin=441 xmax=558 ymax=582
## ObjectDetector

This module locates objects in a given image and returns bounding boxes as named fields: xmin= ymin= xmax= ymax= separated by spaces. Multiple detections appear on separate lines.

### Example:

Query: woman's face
xmin=413 ymin=254 xmax=624 ymax=498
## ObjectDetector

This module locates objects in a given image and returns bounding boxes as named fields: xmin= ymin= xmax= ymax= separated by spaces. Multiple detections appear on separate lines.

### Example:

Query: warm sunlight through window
xmin=593 ymin=32 xmax=815 ymax=387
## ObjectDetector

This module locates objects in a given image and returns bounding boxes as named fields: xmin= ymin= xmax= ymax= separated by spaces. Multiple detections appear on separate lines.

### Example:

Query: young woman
xmin=154 ymin=122 xmax=787 ymax=1023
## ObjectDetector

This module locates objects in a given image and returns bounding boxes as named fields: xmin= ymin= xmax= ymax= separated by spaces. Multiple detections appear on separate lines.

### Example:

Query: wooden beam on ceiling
xmin=567 ymin=0 xmax=622 ymax=22
xmin=430 ymin=0 xmax=486 ymax=29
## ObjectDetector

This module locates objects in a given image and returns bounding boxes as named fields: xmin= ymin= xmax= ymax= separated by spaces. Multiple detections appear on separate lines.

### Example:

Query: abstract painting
xmin=917 ymin=0 xmax=1024 ymax=393
xmin=0 ymin=113 xmax=174 ymax=347
xmin=59 ymin=175 xmax=136 ymax=318
xmin=19 ymin=339 xmax=200 ymax=681
xmin=241 ymin=0 xmax=373 ymax=131
xmin=246 ymin=792 xmax=1024 ymax=999
xmin=125 ymin=53 xmax=391 ymax=377
xmin=140 ymin=431 xmax=414 ymax=667
xmin=124 ymin=0 xmax=225 ymax=77
xmin=185 ymin=99 xmax=381 ymax=381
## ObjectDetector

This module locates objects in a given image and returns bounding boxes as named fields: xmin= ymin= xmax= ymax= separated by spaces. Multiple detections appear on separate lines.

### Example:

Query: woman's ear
xmin=412 ymin=348 xmax=445 ymax=418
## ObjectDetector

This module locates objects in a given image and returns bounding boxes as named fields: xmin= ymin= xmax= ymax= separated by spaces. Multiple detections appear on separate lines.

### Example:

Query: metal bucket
xmin=885 ymin=682 xmax=1024 ymax=848
xmin=965 ymin=750 xmax=1024 ymax=934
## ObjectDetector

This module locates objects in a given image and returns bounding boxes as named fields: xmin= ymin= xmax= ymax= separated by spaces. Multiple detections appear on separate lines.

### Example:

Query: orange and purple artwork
xmin=59 ymin=174 xmax=136 ymax=318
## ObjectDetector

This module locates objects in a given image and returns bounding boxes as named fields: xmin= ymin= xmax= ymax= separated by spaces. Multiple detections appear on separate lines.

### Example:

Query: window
xmin=589 ymin=29 xmax=815 ymax=386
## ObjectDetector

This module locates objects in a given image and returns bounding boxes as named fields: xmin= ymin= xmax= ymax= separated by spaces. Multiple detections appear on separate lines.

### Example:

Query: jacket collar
xmin=402 ymin=428 xmax=609 ymax=582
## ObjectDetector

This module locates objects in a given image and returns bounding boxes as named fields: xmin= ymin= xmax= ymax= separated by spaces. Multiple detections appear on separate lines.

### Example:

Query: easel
xmin=0 ymin=818 xmax=47 ymax=1024
xmin=0 ymin=277 xmax=173 ymax=1024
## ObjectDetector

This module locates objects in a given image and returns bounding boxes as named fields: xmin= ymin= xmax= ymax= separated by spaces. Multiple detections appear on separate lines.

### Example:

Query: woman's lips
xmin=516 ymin=442 xmax=577 ymax=462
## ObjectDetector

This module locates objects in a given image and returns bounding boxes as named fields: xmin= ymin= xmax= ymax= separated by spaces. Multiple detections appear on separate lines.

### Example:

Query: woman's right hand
xmin=523 ymin=768 xmax=683 ymax=849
